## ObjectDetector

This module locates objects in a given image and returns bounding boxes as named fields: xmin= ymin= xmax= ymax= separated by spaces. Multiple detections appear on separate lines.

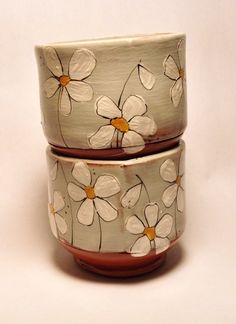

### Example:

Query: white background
xmin=1 ymin=0 xmax=236 ymax=323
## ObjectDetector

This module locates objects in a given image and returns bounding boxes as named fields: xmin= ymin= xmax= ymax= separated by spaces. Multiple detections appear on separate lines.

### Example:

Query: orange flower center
xmin=84 ymin=186 xmax=96 ymax=199
xmin=59 ymin=75 xmax=70 ymax=87
xmin=111 ymin=117 xmax=129 ymax=133
xmin=143 ymin=227 xmax=156 ymax=241
xmin=176 ymin=175 xmax=182 ymax=186
xmin=49 ymin=203 xmax=55 ymax=215
xmin=179 ymin=68 xmax=185 ymax=80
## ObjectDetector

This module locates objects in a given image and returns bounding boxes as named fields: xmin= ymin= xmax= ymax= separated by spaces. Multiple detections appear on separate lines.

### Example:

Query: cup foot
xmin=74 ymin=253 xmax=166 ymax=278
xmin=61 ymin=241 xmax=168 ymax=278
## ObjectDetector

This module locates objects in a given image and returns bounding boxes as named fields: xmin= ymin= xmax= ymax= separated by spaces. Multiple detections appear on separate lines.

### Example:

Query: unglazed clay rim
xmin=50 ymin=135 xmax=181 ymax=160
xmin=47 ymin=140 xmax=184 ymax=165
xmin=35 ymin=32 xmax=185 ymax=49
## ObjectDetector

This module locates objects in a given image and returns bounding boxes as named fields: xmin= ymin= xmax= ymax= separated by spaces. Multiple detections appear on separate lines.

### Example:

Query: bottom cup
xmin=46 ymin=141 xmax=185 ymax=277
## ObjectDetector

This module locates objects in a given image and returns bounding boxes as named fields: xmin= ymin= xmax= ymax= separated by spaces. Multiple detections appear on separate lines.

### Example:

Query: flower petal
xmin=69 ymin=48 xmax=96 ymax=80
xmin=163 ymin=55 xmax=179 ymax=81
xmin=160 ymin=159 xmax=177 ymax=182
xmin=130 ymin=236 xmax=151 ymax=257
xmin=144 ymin=203 xmax=159 ymax=227
xmin=122 ymin=95 xmax=147 ymax=121
xmin=67 ymin=183 xmax=86 ymax=201
xmin=66 ymin=81 xmax=93 ymax=102
xmin=178 ymin=151 xmax=184 ymax=176
xmin=72 ymin=161 xmax=91 ymax=186
xmin=177 ymin=187 xmax=184 ymax=212
xmin=126 ymin=215 xmax=145 ymax=234
xmin=96 ymin=96 xmax=121 ymax=119
xmin=94 ymin=198 xmax=118 ymax=222
xmin=177 ymin=39 xmax=185 ymax=70
xmin=43 ymin=47 xmax=63 ymax=77
xmin=138 ymin=64 xmax=156 ymax=90
xmin=121 ymin=183 xmax=142 ymax=208
xmin=44 ymin=77 xmax=60 ymax=98
xmin=171 ymin=78 xmax=183 ymax=107
xmin=50 ymin=161 xmax=58 ymax=181
xmin=59 ymin=88 xmax=72 ymax=116
xmin=180 ymin=175 xmax=185 ymax=189
xmin=55 ymin=213 xmax=68 ymax=234
xmin=77 ymin=199 xmax=94 ymax=225
xmin=162 ymin=184 xmax=178 ymax=208
xmin=155 ymin=214 xmax=173 ymax=238
xmin=122 ymin=131 xmax=145 ymax=153
xmin=154 ymin=237 xmax=170 ymax=254
xmin=88 ymin=125 xmax=115 ymax=149
xmin=53 ymin=191 xmax=65 ymax=212
xmin=129 ymin=116 xmax=157 ymax=136
xmin=48 ymin=210 xmax=58 ymax=238
xmin=94 ymin=175 xmax=120 ymax=198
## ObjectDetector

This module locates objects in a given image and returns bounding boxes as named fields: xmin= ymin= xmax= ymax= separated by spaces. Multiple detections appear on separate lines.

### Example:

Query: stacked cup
xmin=35 ymin=33 xmax=187 ymax=277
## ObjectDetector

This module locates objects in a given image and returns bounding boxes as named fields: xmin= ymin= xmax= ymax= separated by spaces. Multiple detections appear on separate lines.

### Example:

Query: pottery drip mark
xmin=67 ymin=161 xmax=120 ymax=251
xmin=160 ymin=151 xmax=185 ymax=237
xmin=88 ymin=62 xmax=157 ymax=154
xmin=126 ymin=203 xmax=173 ymax=257
xmin=48 ymin=191 xmax=68 ymax=238
xmin=163 ymin=39 xmax=186 ymax=107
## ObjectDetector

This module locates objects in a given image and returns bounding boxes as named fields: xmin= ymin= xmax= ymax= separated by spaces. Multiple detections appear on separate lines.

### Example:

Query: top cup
xmin=35 ymin=33 xmax=187 ymax=159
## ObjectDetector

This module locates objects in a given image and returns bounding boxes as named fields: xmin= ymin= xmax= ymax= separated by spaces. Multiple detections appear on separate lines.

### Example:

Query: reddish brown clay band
xmin=50 ymin=135 xmax=182 ymax=160
xmin=61 ymin=240 xmax=177 ymax=278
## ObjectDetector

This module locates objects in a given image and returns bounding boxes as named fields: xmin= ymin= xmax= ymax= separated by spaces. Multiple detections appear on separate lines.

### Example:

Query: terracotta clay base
xmin=51 ymin=135 xmax=181 ymax=160
xmin=61 ymin=241 xmax=168 ymax=278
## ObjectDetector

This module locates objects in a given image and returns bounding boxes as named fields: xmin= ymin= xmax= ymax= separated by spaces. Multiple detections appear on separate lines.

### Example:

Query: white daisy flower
xmin=88 ymin=95 xmax=157 ymax=153
xmin=160 ymin=151 xmax=184 ymax=212
xmin=67 ymin=162 xmax=120 ymax=225
xmin=43 ymin=47 xmax=96 ymax=116
xmin=126 ymin=203 xmax=173 ymax=257
xmin=48 ymin=190 xmax=68 ymax=238
xmin=163 ymin=39 xmax=186 ymax=107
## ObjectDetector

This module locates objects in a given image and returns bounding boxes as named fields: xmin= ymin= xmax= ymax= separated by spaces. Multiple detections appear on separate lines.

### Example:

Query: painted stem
xmin=136 ymin=174 xmax=151 ymax=203
xmin=117 ymin=63 xmax=139 ymax=107
xmin=97 ymin=213 xmax=102 ymax=251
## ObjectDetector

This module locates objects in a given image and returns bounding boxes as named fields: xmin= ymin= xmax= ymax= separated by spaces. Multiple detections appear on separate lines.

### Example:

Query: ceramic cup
xmin=47 ymin=140 xmax=185 ymax=277
xmin=36 ymin=33 xmax=187 ymax=159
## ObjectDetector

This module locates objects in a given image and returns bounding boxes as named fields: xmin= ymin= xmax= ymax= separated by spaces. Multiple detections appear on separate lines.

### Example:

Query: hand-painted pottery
xmin=46 ymin=140 xmax=185 ymax=277
xmin=36 ymin=33 xmax=187 ymax=159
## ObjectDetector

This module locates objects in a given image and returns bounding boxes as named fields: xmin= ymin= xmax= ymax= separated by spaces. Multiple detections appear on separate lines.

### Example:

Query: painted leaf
xmin=121 ymin=183 xmax=142 ymax=208
xmin=138 ymin=64 xmax=156 ymax=90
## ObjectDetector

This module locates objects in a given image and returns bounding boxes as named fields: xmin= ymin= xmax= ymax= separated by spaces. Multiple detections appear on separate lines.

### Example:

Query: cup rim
xmin=35 ymin=32 xmax=185 ymax=49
